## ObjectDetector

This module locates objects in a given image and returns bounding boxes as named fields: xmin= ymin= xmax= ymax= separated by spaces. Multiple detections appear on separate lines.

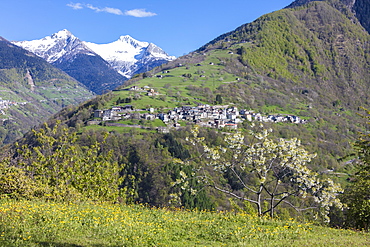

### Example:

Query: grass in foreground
xmin=0 ymin=199 xmax=368 ymax=247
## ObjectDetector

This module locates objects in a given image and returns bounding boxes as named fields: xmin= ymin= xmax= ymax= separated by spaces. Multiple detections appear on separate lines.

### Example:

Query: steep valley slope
xmin=0 ymin=37 xmax=94 ymax=145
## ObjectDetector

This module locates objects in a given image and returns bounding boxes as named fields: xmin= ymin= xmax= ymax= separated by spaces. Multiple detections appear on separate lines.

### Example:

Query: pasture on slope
xmin=0 ymin=199 xmax=368 ymax=247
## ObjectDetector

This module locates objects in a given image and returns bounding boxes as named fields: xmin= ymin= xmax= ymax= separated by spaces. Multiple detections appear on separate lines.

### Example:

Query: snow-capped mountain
xmin=12 ymin=29 xmax=128 ymax=94
xmin=13 ymin=30 xmax=176 ymax=93
xmin=13 ymin=29 xmax=96 ymax=63
xmin=84 ymin=35 xmax=176 ymax=78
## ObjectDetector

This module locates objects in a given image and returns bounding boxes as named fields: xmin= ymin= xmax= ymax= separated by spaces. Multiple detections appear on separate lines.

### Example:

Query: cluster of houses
xmin=154 ymin=105 xmax=241 ymax=129
xmin=0 ymin=98 xmax=13 ymax=115
xmin=0 ymin=99 xmax=9 ymax=115
xmin=0 ymin=98 xmax=27 ymax=115
xmin=128 ymin=86 xmax=159 ymax=96
xmin=93 ymin=104 xmax=306 ymax=129
xmin=0 ymin=99 xmax=10 ymax=110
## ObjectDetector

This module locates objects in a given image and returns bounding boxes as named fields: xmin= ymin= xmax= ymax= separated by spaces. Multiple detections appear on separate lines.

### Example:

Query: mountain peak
xmin=115 ymin=35 xmax=148 ymax=49
xmin=119 ymin=35 xmax=134 ymax=41
xmin=13 ymin=29 xmax=89 ymax=63
xmin=51 ymin=29 xmax=75 ymax=39
xmin=84 ymin=36 xmax=174 ymax=78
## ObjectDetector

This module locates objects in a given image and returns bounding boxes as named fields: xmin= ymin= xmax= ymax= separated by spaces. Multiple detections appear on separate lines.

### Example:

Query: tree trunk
xmin=270 ymin=195 xmax=274 ymax=218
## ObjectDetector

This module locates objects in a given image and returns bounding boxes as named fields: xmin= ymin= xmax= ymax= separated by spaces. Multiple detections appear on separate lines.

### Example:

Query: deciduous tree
xmin=174 ymin=125 xmax=343 ymax=221
xmin=11 ymin=121 xmax=125 ymax=202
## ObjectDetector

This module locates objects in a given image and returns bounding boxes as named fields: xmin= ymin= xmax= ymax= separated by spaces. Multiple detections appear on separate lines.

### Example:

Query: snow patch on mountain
xmin=84 ymin=35 xmax=147 ymax=63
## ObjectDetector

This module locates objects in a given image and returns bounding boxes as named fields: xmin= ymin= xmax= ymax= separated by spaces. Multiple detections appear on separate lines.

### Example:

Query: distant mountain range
xmin=13 ymin=30 xmax=175 ymax=94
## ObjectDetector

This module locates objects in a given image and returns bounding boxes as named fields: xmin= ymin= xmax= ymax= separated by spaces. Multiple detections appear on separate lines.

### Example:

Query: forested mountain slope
xmin=0 ymin=37 xmax=94 ymax=144
xmin=195 ymin=0 xmax=370 ymax=167
xmin=286 ymin=0 xmax=370 ymax=33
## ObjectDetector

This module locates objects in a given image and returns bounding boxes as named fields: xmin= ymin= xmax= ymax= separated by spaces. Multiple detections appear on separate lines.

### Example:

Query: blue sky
xmin=1 ymin=0 xmax=293 ymax=57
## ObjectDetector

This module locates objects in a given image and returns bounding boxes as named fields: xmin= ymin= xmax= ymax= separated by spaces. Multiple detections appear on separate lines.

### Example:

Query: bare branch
xmin=230 ymin=167 xmax=258 ymax=194
xmin=212 ymin=185 xmax=258 ymax=204
xmin=264 ymin=198 xmax=318 ymax=212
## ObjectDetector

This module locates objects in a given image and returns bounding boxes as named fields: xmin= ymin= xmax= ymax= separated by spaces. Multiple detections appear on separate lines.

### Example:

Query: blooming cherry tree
xmin=177 ymin=125 xmax=343 ymax=221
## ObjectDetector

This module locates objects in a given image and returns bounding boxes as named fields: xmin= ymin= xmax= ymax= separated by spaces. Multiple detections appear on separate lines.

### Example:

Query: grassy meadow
xmin=0 ymin=199 xmax=368 ymax=247
xmin=105 ymin=49 xmax=241 ymax=110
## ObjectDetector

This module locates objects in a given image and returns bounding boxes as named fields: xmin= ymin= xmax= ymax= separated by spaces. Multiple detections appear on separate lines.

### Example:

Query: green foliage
xmin=165 ymin=161 xmax=215 ymax=210
xmin=0 ymin=158 xmax=41 ymax=199
xmin=158 ymin=133 xmax=190 ymax=160
xmin=7 ymin=121 xmax=125 ymax=202
xmin=340 ymin=109 xmax=370 ymax=230
xmin=215 ymin=94 xmax=223 ymax=104
xmin=343 ymin=175 xmax=370 ymax=230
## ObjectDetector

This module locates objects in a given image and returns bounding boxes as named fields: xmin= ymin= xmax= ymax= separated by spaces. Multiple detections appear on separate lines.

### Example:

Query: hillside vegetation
xmin=287 ymin=0 xmax=370 ymax=34
xmin=1 ymin=0 xmax=370 ymax=233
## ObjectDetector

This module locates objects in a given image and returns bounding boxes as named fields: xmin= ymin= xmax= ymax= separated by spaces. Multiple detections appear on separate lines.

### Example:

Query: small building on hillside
xmin=94 ymin=110 xmax=104 ymax=118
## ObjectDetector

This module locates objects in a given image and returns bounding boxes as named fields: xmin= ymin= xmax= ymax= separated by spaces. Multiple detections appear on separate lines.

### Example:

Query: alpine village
xmin=0 ymin=0 xmax=370 ymax=246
